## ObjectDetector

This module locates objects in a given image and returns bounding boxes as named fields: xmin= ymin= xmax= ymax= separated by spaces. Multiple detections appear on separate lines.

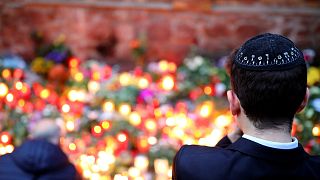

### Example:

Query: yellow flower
xmin=31 ymin=57 xmax=54 ymax=74
xmin=307 ymin=67 xmax=320 ymax=86
xmin=31 ymin=57 xmax=46 ymax=73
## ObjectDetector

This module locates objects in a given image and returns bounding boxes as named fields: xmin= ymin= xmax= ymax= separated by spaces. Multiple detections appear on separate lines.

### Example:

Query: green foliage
xmin=296 ymin=86 xmax=320 ymax=154
xmin=149 ymin=144 xmax=177 ymax=166
xmin=97 ymin=86 xmax=140 ymax=106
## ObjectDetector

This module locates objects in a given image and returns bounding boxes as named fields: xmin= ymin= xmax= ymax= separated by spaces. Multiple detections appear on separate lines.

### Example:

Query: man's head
xmin=228 ymin=33 xmax=308 ymax=131
xmin=29 ymin=119 xmax=61 ymax=145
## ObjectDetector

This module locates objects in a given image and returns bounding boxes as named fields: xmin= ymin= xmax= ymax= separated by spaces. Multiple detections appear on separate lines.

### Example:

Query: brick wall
xmin=1 ymin=0 xmax=320 ymax=66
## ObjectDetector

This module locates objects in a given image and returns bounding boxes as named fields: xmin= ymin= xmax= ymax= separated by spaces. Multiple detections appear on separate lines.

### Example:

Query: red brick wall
xmin=1 ymin=0 xmax=320 ymax=65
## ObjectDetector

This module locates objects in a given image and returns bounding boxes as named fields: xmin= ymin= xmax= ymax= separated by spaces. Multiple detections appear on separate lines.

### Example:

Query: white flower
xmin=184 ymin=56 xmax=205 ymax=70
xmin=194 ymin=56 xmax=204 ymax=67
xmin=184 ymin=58 xmax=196 ymax=70
xmin=215 ymin=83 xmax=226 ymax=96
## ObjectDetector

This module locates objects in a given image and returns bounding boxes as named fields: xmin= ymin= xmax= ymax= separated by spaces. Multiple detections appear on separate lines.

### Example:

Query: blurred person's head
xmin=29 ymin=119 xmax=61 ymax=145
xmin=227 ymin=33 xmax=308 ymax=132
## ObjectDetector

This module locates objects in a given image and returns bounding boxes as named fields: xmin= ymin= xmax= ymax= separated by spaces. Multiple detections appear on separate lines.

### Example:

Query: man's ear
xmin=297 ymin=87 xmax=309 ymax=113
xmin=227 ymin=90 xmax=241 ymax=116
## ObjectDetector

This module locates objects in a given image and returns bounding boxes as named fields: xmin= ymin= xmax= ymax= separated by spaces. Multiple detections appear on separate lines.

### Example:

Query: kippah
xmin=234 ymin=33 xmax=306 ymax=71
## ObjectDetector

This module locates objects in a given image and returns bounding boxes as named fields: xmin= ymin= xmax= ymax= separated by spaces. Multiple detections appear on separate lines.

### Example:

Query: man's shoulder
xmin=38 ymin=162 xmax=80 ymax=180
xmin=178 ymin=144 xmax=234 ymax=156
xmin=307 ymin=154 xmax=320 ymax=165
xmin=175 ymin=144 xmax=237 ymax=165
xmin=0 ymin=153 xmax=33 ymax=179
xmin=174 ymin=145 xmax=238 ymax=179
xmin=0 ymin=153 xmax=16 ymax=166
xmin=0 ymin=154 xmax=11 ymax=164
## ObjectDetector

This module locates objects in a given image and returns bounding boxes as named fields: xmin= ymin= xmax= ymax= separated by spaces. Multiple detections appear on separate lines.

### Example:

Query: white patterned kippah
xmin=234 ymin=33 xmax=306 ymax=71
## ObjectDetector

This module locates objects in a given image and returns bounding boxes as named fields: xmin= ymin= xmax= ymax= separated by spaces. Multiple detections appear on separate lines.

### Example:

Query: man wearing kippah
xmin=173 ymin=33 xmax=320 ymax=179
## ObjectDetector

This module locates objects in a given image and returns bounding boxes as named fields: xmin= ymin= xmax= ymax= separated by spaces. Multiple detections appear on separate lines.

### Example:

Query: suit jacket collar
xmin=226 ymin=138 xmax=310 ymax=163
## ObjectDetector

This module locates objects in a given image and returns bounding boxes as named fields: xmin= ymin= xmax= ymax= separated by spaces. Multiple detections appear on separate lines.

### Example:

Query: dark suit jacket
xmin=173 ymin=136 xmax=320 ymax=179
xmin=0 ymin=139 xmax=80 ymax=180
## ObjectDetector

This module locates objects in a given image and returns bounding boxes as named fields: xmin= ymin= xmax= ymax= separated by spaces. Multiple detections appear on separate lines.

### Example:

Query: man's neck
xmin=239 ymin=115 xmax=293 ymax=143
xmin=244 ymin=127 xmax=292 ymax=143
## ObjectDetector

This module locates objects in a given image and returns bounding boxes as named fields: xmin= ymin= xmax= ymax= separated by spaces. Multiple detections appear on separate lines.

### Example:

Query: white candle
xmin=154 ymin=159 xmax=169 ymax=175
xmin=134 ymin=155 xmax=149 ymax=172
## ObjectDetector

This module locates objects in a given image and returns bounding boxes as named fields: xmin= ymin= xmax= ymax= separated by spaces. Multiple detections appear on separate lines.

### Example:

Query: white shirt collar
xmin=242 ymin=134 xmax=298 ymax=149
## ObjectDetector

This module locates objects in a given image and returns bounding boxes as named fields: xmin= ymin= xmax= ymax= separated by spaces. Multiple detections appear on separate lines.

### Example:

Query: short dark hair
xmin=229 ymin=49 xmax=307 ymax=130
